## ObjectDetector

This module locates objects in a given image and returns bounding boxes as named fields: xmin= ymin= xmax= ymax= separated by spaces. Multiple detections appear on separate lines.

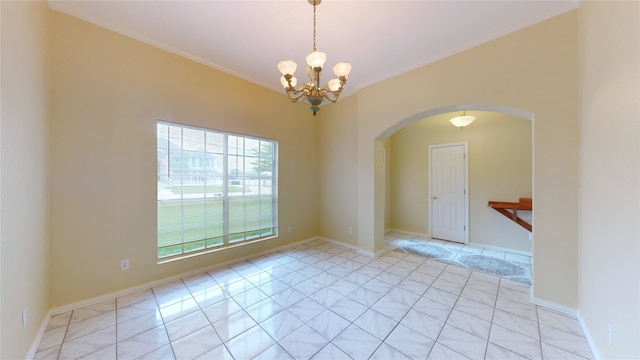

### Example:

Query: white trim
xmin=356 ymin=247 xmax=389 ymax=258
xmin=30 ymin=235 xmax=359 ymax=356
xmin=468 ymin=242 xmax=532 ymax=257
xmin=26 ymin=309 xmax=54 ymax=360
xmin=577 ymin=312 xmax=602 ymax=360
xmin=385 ymin=228 xmax=432 ymax=240
xmin=529 ymin=295 xmax=579 ymax=318
xmin=356 ymin=2 xmax=579 ymax=91
xmin=28 ymin=235 xmax=374 ymax=357
xmin=317 ymin=237 xmax=360 ymax=252
xmin=387 ymin=229 xmax=531 ymax=256
xmin=47 ymin=236 xmax=320 ymax=316
xmin=529 ymin=295 xmax=603 ymax=359
xmin=318 ymin=236 xmax=389 ymax=258
xmin=357 ymin=249 xmax=376 ymax=257
xmin=46 ymin=1 xmax=280 ymax=94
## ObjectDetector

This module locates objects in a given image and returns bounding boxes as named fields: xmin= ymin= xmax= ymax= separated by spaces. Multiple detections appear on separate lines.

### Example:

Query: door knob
xmin=432 ymin=196 xmax=438 ymax=200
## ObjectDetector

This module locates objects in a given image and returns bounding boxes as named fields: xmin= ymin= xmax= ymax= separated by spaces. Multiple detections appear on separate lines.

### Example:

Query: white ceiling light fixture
xmin=449 ymin=111 xmax=476 ymax=129
xmin=277 ymin=0 xmax=352 ymax=116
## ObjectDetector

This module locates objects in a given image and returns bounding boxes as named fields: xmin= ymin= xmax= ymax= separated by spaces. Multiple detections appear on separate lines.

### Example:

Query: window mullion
xmin=272 ymin=143 xmax=277 ymax=233
xmin=242 ymin=143 xmax=247 ymax=241
xmin=203 ymin=130 xmax=208 ymax=242
xmin=223 ymin=134 xmax=229 ymax=245
xmin=180 ymin=127 xmax=185 ymax=255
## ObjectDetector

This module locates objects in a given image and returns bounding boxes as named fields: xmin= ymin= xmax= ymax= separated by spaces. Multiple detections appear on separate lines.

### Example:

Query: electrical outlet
xmin=348 ymin=227 xmax=353 ymax=234
xmin=120 ymin=259 xmax=130 ymax=271
xmin=22 ymin=308 xmax=28 ymax=328
xmin=288 ymin=226 xmax=292 ymax=233
xmin=607 ymin=323 xmax=613 ymax=345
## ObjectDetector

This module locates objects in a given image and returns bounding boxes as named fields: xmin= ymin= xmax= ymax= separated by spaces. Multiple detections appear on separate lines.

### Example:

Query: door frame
xmin=428 ymin=141 xmax=469 ymax=244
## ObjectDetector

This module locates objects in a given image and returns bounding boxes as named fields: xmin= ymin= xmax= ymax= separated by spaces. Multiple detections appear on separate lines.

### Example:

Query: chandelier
xmin=449 ymin=111 xmax=476 ymax=129
xmin=277 ymin=0 xmax=352 ymax=116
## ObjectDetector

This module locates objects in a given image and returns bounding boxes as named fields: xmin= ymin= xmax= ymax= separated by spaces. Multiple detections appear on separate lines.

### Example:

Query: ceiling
xmin=48 ymin=0 xmax=579 ymax=98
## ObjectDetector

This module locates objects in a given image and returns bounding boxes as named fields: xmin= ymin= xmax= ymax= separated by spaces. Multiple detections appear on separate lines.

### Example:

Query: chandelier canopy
xmin=277 ymin=0 xmax=352 ymax=116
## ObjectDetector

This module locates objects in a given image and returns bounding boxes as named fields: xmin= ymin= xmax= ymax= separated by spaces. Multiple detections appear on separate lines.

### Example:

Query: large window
xmin=157 ymin=122 xmax=277 ymax=260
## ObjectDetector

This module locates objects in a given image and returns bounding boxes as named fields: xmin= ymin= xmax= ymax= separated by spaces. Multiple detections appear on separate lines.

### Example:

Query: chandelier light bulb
xmin=328 ymin=78 xmax=341 ymax=91
xmin=277 ymin=60 xmax=297 ymax=76
xmin=333 ymin=62 xmax=352 ymax=78
xmin=306 ymin=51 xmax=326 ymax=68
xmin=280 ymin=76 xmax=297 ymax=88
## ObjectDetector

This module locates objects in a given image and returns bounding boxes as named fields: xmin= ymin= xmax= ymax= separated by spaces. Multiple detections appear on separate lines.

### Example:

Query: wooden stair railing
xmin=487 ymin=197 xmax=532 ymax=232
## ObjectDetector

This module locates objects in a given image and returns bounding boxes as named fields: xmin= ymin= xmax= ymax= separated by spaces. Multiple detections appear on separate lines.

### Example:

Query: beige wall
xmin=318 ymin=95 xmax=359 ymax=247
xmin=49 ymin=11 xmax=319 ymax=307
xmin=4 ymin=2 xmax=638 ymax=358
xmin=322 ymin=11 xmax=580 ymax=307
xmin=578 ymin=1 xmax=640 ymax=358
xmin=0 ymin=1 xmax=51 ymax=358
xmin=388 ymin=112 xmax=532 ymax=252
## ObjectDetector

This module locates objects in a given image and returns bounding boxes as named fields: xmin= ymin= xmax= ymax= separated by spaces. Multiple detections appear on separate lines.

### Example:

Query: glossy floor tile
xmin=35 ymin=238 xmax=593 ymax=360
xmin=385 ymin=231 xmax=533 ymax=284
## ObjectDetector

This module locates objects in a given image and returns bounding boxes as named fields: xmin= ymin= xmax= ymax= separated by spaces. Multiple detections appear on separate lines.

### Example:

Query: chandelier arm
xmin=285 ymin=84 xmax=314 ymax=102
xmin=306 ymin=66 xmax=314 ymax=85
xmin=320 ymin=89 xmax=341 ymax=103
xmin=286 ymin=91 xmax=307 ymax=103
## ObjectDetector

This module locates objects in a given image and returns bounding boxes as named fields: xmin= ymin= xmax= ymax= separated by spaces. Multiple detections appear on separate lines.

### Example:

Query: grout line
xmin=39 ymin=239 xmax=593 ymax=360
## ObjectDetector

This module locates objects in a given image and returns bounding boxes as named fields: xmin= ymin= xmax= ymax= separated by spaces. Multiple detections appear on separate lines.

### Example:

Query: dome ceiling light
xmin=449 ymin=111 xmax=476 ymax=129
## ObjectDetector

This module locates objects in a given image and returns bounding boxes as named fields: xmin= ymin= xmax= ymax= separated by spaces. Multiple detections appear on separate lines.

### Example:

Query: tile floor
xmin=385 ymin=232 xmax=533 ymax=284
xmin=34 ymin=239 xmax=594 ymax=360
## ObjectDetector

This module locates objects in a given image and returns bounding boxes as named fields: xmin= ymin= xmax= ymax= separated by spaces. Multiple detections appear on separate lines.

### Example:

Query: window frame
xmin=156 ymin=121 xmax=278 ymax=262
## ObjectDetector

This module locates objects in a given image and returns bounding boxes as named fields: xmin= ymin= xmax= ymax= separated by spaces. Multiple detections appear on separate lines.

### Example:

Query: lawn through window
xmin=157 ymin=122 xmax=277 ymax=260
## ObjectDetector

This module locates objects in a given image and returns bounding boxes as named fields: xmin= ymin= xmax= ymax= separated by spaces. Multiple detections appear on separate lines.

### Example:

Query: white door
xmin=430 ymin=143 xmax=468 ymax=243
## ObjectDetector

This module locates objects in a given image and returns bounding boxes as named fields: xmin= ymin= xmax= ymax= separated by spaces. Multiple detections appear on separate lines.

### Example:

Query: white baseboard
xmin=577 ymin=312 xmax=602 ymax=360
xmin=26 ymin=309 xmax=55 ymax=360
xmin=385 ymin=228 xmax=432 ymax=239
xmin=317 ymin=237 xmax=359 ymax=252
xmin=387 ymin=228 xmax=532 ymax=256
xmin=529 ymin=295 xmax=579 ymax=318
xmin=357 ymin=247 xmax=388 ymax=258
xmin=528 ymin=296 xmax=601 ymax=360
xmin=319 ymin=236 xmax=389 ymax=258
xmin=29 ymin=236 xmax=322 ymax=358
xmin=469 ymin=242 xmax=532 ymax=256
xmin=50 ymin=235 xmax=322 ymax=316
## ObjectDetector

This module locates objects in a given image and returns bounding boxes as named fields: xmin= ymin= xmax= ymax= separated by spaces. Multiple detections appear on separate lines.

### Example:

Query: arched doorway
xmin=364 ymin=104 xmax=534 ymax=256
xmin=378 ymin=106 xmax=534 ymax=282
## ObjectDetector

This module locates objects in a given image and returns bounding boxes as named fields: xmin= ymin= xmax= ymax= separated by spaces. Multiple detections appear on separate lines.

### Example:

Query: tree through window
xmin=157 ymin=122 xmax=278 ymax=260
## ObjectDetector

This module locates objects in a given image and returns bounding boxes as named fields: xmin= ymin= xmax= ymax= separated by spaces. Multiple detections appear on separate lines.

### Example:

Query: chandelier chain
xmin=313 ymin=2 xmax=317 ymax=51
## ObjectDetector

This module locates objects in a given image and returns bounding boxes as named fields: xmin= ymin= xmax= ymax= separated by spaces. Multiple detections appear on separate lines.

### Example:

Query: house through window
xmin=157 ymin=121 xmax=278 ymax=260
